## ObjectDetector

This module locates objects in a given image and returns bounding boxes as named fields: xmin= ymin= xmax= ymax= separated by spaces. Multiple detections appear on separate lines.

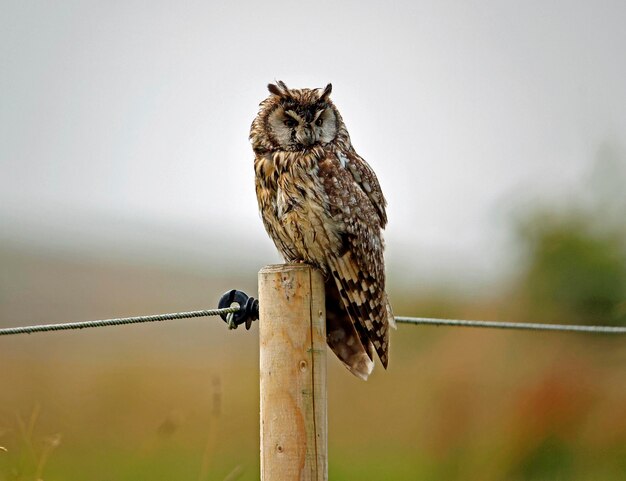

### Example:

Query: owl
xmin=250 ymin=81 xmax=394 ymax=380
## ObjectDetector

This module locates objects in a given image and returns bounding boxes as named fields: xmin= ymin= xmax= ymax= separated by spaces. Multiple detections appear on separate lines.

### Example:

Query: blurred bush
xmin=515 ymin=141 xmax=626 ymax=326
xmin=517 ymin=212 xmax=626 ymax=325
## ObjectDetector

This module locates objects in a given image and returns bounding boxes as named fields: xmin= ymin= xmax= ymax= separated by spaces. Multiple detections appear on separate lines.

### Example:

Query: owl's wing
xmin=318 ymin=153 xmax=391 ymax=368
xmin=337 ymin=151 xmax=388 ymax=227
xmin=347 ymin=153 xmax=395 ymax=330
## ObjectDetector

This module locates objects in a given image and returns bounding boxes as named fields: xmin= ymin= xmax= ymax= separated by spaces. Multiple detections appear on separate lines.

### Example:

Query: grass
xmin=1 ymin=245 xmax=625 ymax=480
xmin=1 ymin=325 xmax=624 ymax=480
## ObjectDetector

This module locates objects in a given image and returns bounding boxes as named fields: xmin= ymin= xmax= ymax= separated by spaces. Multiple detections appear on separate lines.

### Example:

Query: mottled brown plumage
xmin=250 ymin=81 xmax=394 ymax=379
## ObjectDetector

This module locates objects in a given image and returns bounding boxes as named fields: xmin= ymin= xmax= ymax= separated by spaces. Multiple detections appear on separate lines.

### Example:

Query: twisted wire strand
xmin=395 ymin=316 xmax=626 ymax=334
xmin=0 ymin=307 xmax=240 ymax=336
xmin=2 ymin=308 xmax=625 ymax=337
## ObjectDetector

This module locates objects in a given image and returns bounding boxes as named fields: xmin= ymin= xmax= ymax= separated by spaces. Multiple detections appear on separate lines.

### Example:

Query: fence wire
xmin=1 ymin=306 xmax=625 ymax=336
xmin=0 ymin=307 xmax=239 ymax=336
xmin=394 ymin=316 xmax=626 ymax=333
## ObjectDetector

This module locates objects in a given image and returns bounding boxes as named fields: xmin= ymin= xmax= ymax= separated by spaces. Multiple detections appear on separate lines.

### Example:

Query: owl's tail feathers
xmin=329 ymin=254 xmax=390 ymax=369
xmin=325 ymin=280 xmax=374 ymax=381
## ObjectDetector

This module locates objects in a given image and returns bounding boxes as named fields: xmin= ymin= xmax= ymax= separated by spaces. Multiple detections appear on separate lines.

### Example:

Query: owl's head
xmin=251 ymin=81 xmax=344 ymax=153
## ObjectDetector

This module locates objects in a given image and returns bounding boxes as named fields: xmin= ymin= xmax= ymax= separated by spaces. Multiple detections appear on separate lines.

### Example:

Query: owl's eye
xmin=315 ymin=118 xmax=324 ymax=126
xmin=284 ymin=118 xmax=297 ymax=128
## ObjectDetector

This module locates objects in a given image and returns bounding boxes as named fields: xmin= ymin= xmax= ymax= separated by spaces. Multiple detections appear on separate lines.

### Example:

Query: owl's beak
xmin=296 ymin=127 xmax=316 ymax=147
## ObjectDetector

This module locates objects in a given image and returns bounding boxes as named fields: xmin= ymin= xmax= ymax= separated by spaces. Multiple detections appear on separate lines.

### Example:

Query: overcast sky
xmin=1 ymin=0 xmax=625 ymax=287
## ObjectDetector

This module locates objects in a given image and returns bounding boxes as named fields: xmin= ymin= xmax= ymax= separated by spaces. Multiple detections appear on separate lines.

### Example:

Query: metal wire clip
xmin=217 ymin=290 xmax=259 ymax=330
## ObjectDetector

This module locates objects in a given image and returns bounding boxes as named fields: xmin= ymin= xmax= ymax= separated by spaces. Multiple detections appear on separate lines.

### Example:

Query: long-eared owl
xmin=250 ymin=81 xmax=394 ymax=380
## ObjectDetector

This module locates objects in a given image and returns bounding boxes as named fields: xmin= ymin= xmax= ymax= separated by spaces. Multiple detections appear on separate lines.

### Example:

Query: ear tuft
xmin=267 ymin=83 xmax=282 ymax=96
xmin=268 ymin=80 xmax=290 ymax=98
xmin=320 ymin=83 xmax=332 ymax=100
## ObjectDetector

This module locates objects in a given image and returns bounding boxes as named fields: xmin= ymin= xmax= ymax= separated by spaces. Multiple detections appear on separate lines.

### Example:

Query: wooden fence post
xmin=258 ymin=264 xmax=328 ymax=481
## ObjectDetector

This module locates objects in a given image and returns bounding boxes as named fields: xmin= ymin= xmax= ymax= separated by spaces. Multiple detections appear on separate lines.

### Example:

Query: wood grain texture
xmin=259 ymin=264 xmax=327 ymax=481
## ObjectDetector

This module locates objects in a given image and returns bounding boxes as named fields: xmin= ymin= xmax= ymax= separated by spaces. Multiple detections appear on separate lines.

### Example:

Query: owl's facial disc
xmin=268 ymin=103 xmax=337 ymax=150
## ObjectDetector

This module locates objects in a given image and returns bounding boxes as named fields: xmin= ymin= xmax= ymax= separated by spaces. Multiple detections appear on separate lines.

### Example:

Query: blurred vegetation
xmin=515 ymin=141 xmax=626 ymax=326
xmin=516 ymin=211 xmax=626 ymax=326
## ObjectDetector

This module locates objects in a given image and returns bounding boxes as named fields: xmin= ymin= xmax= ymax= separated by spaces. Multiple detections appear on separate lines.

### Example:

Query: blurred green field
xmin=2 ymin=309 xmax=625 ymax=481
xmin=1 ymin=203 xmax=625 ymax=480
